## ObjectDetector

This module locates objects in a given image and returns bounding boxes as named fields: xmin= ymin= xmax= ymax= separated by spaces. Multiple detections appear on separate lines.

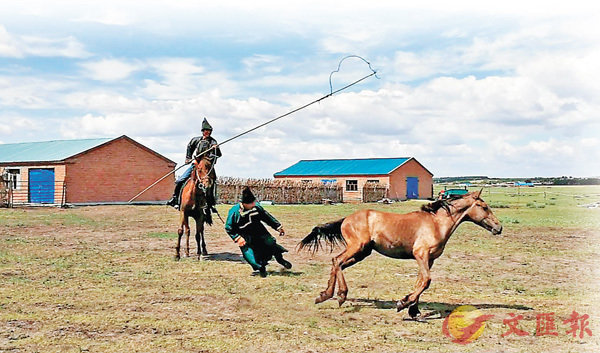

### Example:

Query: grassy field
xmin=1 ymin=186 xmax=599 ymax=352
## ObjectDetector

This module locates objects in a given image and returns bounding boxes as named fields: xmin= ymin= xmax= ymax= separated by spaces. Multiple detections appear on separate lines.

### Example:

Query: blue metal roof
xmin=274 ymin=158 xmax=412 ymax=177
xmin=0 ymin=138 xmax=113 ymax=163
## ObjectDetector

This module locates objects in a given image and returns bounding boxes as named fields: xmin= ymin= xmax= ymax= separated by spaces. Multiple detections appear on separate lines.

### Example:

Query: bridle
xmin=194 ymin=157 xmax=215 ymax=194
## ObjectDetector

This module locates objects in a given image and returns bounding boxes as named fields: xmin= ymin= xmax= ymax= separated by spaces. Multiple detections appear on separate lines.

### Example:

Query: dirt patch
xmin=1 ymin=204 xmax=599 ymax=352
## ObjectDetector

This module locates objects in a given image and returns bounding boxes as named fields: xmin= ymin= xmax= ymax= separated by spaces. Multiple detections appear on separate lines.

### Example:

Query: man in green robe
xmin=225 ymin=187 xmax=292 ymax=277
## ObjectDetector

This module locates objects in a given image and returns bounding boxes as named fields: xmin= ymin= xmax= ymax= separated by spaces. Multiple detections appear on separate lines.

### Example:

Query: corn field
xmin=217 ymin=177 xmax=343 ymax=204
xmin=362 ymin=181 xmax=388 ymax=202
xmin=0 ymin=177 xmax=8 ymax=207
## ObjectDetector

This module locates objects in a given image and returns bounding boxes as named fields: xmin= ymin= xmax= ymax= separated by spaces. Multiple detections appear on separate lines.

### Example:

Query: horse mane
xmin=421 ymin=196 xmax=462 ymax=214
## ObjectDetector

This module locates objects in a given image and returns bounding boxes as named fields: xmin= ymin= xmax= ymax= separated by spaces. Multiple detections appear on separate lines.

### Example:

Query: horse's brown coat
xmin=175 ymin=157 xmax=215 ymax=260
xmin=301 ymin=190 xmax=503 ymax=318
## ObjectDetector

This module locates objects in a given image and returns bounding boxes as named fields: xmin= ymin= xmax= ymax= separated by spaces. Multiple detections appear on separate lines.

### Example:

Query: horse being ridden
xmin=298 ymin=190 xmax=503 ymax=319
xmin=175 ymin=156 xmax=216 ymax=260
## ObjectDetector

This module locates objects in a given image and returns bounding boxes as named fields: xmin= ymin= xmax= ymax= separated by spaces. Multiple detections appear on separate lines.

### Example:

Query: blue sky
xmin=0 ymin=1 xmax=599 ymax=178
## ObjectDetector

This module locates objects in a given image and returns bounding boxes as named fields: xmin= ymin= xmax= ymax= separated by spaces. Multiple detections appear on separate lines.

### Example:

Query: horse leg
xmin=315 ymin=242 xmax=369 ymax=305
xmin=407 ymin=259 xmax=435 ymax=319
xmin=200 ymin=216 xmax=208 ymax=256
xmin=336 ymin=245 xmax=373 ymax=306
xmin=315 ymin=256 xmax=339 ymax=304
xmin=398 ymin=251 xmax=432 ymax=318
xmin=175 ymin=212 xmax=186 ymax=261
xmin=184 ymin=216 xmax=191 ymax=258
xmin=195 ymin=218 xmax=207 ymax=259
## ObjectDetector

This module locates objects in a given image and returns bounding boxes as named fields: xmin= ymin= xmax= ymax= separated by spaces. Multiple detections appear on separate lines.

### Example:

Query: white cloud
xmin=0 ymin=25 xmax=89 ymax=58
xmin=59 ymin=75 xmax=600 ymax=177
xmin=80 ymin=59 xmax=141 ymax=82
xmin=0 ymin=76 xmax=76 ymax=108
xmin=149 ymin=58 xmax=205 ymax=78
xmin=6 ymin=67 xmax=598 ymax=178
xmin=72 ymin=9 xmax=135 ymax=26
xmin=20 ymin=35 xmax=89 ymax=58
xmin=0 ymin=26 xmax=20 ymax=57
xmin=1 ymin=2 xmax=599 ymax=178
xmin=242 ymin=54 xmax=282 ymax=74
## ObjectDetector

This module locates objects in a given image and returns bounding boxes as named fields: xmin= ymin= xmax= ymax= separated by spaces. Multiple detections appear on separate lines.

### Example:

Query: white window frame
xmin=4 ymin=168 xmax=21 ymax=190
xmin=346 ymin=179 xmax=358 ymax=191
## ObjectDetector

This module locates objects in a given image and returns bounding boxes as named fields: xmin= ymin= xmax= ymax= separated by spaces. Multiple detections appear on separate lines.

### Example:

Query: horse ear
xmin=473 ymin=188 xmax=483 ymax=198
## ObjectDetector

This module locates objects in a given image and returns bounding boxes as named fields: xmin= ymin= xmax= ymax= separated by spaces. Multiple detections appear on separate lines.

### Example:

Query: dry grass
xmin=0 ymin=186 xmax=599 ymax=352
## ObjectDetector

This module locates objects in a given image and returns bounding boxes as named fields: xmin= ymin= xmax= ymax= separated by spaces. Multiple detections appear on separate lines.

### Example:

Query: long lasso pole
xmin=128 ymin=68 xmax=377 ymax=203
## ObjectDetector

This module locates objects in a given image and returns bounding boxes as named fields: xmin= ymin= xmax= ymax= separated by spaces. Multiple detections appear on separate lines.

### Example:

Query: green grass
xmin=147 ymin=232 xmax=178 ymax=239
xmin=0 ymin=186 xmax=599 ymax=352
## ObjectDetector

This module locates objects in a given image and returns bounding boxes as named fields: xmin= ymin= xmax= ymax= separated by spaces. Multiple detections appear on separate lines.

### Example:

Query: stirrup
xmin=166 ymin=196 xmax=179 ymax=208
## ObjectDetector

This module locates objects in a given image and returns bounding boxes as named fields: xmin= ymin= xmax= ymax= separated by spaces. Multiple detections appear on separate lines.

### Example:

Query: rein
xmin=192 ymin=158 xmax=225 ymax=223
xmin=194 ymin=158 xmax=215 ymax=191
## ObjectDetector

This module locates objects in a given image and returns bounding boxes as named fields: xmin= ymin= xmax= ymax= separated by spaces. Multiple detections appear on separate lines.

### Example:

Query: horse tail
xmin=297 ymin=218 xmax=346 ymax=253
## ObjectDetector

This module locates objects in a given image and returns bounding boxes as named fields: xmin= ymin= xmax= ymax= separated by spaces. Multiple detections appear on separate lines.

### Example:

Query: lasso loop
xmin=329 ymin=55 xmax=379 ymax=95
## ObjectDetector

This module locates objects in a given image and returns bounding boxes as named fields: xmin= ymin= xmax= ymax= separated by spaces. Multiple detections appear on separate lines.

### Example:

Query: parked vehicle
xmin=438 ymin=187 xmax=469 ymax=200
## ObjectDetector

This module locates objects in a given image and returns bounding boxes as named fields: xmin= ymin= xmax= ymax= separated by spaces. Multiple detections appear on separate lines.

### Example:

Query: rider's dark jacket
xmin=186 ymin=136 xmax=222 ymax=161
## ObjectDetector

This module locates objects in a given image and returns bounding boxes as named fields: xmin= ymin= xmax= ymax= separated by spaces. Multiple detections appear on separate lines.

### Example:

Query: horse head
xmin=192 ymin=156 xmax=214 ymax=194
xmin=460 ymin=189 xmax=503 ymax=235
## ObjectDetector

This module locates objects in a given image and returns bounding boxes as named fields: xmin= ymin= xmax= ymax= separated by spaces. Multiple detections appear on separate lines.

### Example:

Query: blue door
xmin=29 ymin=169 xmax=55 ymax=203
xmin=406 ymin=177 xmax=419 ymax=199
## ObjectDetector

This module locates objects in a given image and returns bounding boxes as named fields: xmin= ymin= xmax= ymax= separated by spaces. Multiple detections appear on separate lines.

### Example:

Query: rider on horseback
xmin=167 ymin=118 xmax=221 ymax=221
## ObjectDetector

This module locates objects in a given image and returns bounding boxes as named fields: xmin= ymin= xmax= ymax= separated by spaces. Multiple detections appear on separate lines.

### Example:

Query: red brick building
xmin=0 ymin=135 xmax=175 ymax=205
xmin=274 ymin=157 xmax=434 ymax=202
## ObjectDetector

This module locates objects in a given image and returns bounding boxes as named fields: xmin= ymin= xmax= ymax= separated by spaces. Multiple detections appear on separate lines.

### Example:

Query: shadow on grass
xmin=344 ymin=298 xmax=533 ymax=319
xmin=265 ymin=270 xmax=303 ymax=277
xmin=201 ymin=253 xmax=304 ymax=276
xmin=202 ymin=252 xmax=245 ymax=262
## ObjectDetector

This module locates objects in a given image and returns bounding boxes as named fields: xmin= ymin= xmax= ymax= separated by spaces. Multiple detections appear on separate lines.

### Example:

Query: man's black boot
xmin=259 ymin=266 xmax=268 ymax=278
xmin=166 ymin=195 xmax=178 ymax=208
xmin=275 ymin=254 xmax=292 ymax=269
xmin=167 ymin=181 xmax=184 ymax=208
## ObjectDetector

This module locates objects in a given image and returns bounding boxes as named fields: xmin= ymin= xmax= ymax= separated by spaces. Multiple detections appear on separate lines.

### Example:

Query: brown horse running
xmin=175 ymin=156 xmax=215 ymax=260
xmin=298 ymin=190 xmax=503 ymax=319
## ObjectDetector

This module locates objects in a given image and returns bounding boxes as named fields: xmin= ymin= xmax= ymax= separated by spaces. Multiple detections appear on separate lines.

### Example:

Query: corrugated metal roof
xmin=0 ymin=138 xmax=113 ymax=163
xmin=274 ymin=158 xmax=412 ymax=177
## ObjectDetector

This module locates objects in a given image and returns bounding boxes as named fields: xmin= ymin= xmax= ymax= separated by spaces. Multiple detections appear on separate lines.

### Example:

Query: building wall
xmin=273 ymin=175 xmax=389 ymax=202
xmin=388 ymin=159 xmax=433 ymax=200
xmin=1 ymin=164 xmax=66 ymax=204
xmin=64 ymin=138 xmax=175 ymax=203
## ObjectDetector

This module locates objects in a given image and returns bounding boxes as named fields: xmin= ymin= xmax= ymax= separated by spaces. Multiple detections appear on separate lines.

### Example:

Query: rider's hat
xmin=201 ymin=118 xmax=213 ymax=131
xmin=241 ymin=186 xmax=256 ymax=204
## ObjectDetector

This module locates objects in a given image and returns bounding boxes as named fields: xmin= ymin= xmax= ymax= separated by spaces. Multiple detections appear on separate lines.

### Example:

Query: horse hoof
xmin=315 ymin=292 xmax=329 ymax=304
xmin=174 ymin=255 xmax=181 ymax=261
xmin=397 ymin=299 xmax=409 ymax=312
xmin=337 ymin=297 xmax=346 ymax=307
xmin=408 ymin=304 xmax=421 ymax=319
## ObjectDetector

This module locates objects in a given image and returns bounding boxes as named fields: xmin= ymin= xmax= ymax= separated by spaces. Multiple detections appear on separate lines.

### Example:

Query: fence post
xmin=8 ymin=180 xmax=13 ymax=208
xmin=61 ymin=182 xmax=66 ymax=207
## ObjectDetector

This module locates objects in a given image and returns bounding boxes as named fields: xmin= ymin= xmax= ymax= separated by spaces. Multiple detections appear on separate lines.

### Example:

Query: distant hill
xmin=433 ymin=176 xmax=489 ymax=183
